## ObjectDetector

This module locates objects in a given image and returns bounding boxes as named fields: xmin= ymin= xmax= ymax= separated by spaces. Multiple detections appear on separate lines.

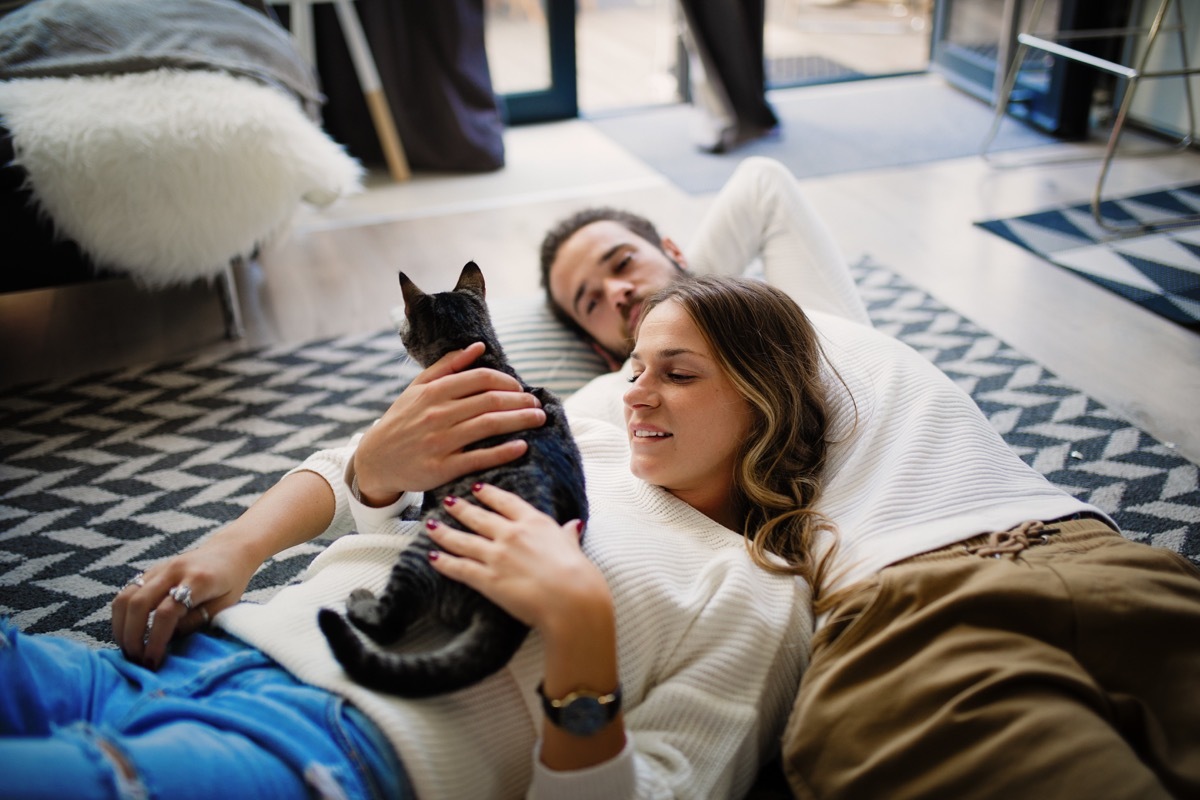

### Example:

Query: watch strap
xmin=537 ymin=681 xmax=623 ymax=736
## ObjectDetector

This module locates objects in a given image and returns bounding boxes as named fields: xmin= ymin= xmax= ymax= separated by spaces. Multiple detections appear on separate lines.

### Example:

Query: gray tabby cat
xmin=317 ymin=261 xmax=589 ymax=697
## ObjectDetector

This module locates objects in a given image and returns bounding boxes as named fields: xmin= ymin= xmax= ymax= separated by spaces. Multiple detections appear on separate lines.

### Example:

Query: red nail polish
xmin=576 ymin=520 xmax=585 ymax=535
xmin=443 ymin=496 xmax=457 ymax=507
xmin=472 ymin=483 xmax=483 ymax=493
xmin=428 ymin=551 xmax=439 ymax=561
xmin=425 ymin=518 xmax=438 ymax=530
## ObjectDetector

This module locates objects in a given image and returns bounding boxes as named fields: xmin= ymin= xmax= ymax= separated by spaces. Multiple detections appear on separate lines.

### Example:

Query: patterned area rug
xmin=976 ymin=183 xmax=1200 ymax=331
xmin=2 ymin=259 xmax=1197 ymax=648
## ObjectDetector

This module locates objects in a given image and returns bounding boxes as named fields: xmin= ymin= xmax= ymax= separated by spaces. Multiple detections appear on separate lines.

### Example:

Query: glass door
xmin=763 ymin=0 xmax=933 ymax=89
xmin=484 ymin=0 xmax=578 ymax=124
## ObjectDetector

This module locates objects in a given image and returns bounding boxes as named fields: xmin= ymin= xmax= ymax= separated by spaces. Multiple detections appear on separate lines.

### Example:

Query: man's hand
xmin=352 ymin=343 xmax=546 ymax=506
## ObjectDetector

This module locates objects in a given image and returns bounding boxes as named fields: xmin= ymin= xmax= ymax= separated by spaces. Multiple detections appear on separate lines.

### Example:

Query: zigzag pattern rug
xmin=2 ymin=260 xmax=1197 ymax=648
xmin=976 ymin=183 xmax=1200 ymax=331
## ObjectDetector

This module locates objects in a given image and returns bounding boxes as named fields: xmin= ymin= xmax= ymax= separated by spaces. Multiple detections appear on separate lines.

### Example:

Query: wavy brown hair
xmin=640 ymin=275 xmax=843 ymax=607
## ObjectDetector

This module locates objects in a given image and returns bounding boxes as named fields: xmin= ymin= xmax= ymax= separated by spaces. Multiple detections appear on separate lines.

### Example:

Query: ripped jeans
xmin=0 ymin=619 xmax=413 ymax=800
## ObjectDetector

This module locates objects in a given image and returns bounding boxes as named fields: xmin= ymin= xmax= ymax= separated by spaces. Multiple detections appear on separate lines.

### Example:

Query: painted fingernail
xmin=576 ymin=520 xmax=586 ymax=535
xmin=443 ymin=496 xmax=457 ymax=507
xmin=425 ymin=518 xmax=438 ymax=530
xmin=428 ymin=551 xmax=440 ymax=561
xmin=472 ymin=483 xmax=483 ymax=493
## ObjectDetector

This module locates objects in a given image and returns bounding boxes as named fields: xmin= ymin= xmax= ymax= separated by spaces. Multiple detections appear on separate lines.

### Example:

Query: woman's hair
xmin=639 ymin=275 xmax=843 ymax=608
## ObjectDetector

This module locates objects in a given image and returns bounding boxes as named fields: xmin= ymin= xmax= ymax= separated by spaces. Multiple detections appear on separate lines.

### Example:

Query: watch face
xmin=561 ymin=696 xmax=608 ymax=736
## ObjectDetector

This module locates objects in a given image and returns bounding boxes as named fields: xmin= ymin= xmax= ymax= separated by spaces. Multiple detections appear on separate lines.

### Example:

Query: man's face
xmin=547 ymin=220 xmax=686 ymax=362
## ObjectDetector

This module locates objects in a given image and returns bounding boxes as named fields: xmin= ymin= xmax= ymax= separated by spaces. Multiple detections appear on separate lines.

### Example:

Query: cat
xmin=317 ymin=261 xmax=589 ymax=698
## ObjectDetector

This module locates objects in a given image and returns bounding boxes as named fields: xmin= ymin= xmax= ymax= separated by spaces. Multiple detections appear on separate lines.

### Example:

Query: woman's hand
xmin=112 ymin=469 xmax=336 ymax=670
xmin=432 ymin=483 xmax=626 ymax=770
xmin=425 ymin=483 xmax=606 ymax=632
xmin=353 ymin=343 xmax=546 ymax=507
xmin=111 ymin=536 xmax=257 ymax=670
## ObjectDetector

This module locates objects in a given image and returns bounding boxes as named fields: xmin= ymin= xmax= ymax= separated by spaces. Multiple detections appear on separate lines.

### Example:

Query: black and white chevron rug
xmin=976 ymin=183 xmax=1200 ymax=331
xmin=2 ymin=259 xmax=1197 ymax=648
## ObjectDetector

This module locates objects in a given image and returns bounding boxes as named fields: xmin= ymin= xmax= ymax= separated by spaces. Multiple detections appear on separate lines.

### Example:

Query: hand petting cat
xmin=352 ymin=342 xmax=545 ymax=507
xmin=427 ymin=482 xmax=599 ymax=631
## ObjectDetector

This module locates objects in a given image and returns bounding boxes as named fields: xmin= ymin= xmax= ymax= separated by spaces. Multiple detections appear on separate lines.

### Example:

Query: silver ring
xmin=125 ymin=572 xmax=145 ymax=589
xmin=199 ymin=606 xmax=211 ymax=626
xmin=169 ymin=584 xmax=193 ymax=611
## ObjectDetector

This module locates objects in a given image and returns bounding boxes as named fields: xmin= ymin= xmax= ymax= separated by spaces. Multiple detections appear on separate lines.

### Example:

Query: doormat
xmin=975 ymin=183 xmax=1200 ymax=331
xmin=766 ymin=55 xmax=865 ymax=87
xmin=588 ymin=74 xmax=1056 ymax=194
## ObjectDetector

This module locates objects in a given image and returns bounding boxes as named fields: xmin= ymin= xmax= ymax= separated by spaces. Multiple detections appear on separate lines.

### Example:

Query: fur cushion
xmin=0 ymin=68 xmax=363 ymax=286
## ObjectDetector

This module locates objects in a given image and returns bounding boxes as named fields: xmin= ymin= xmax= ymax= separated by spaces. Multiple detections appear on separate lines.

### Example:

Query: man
xmin=535 ymin=157 xmax=1200 ymax=799
xmin=538 ymin=156 xmax=872 ymax=368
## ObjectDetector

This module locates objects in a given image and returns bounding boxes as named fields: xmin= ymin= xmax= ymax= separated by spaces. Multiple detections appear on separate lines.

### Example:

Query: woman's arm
xmin=112 ymin=468 xmax=337 ymax=669
xmin=114 ymin=343 xmax=546 ymax=669
xmin=425 ymin=483 xmax=627 ymax=771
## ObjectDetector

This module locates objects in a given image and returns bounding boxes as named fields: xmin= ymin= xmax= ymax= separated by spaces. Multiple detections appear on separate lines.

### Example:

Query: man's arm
xmin=684 ymin=156 xmax=872 ymax=326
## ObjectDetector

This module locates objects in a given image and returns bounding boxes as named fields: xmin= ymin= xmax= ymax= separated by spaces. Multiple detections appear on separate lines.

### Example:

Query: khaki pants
xmin=782 ymin=519 xmax=1200 ymax=799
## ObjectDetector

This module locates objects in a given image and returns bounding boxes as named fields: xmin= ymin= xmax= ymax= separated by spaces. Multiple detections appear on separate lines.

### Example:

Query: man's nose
xmin=603 ymin=277 xmax=634 ymax=305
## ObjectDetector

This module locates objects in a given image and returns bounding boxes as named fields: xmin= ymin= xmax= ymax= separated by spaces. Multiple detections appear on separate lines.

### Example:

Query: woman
xmin=566 ymin=273 xmax=1200 ymax=799
xmin=0 ymin=278 xmax=830 ymax=799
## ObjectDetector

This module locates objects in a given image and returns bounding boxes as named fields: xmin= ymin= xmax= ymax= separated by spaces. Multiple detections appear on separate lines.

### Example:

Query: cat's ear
xmin=455 ymin=261 xmax=487 ymax=300
xmin=398 ymin=272 xmax=424 ymax=315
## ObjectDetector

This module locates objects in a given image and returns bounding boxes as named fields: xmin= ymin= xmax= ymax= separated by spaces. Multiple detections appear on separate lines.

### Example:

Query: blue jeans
xmin=0 ymin=619 xmax=414 ymax=800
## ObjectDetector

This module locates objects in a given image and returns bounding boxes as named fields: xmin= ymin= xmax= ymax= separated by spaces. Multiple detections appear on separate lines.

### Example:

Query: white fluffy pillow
xmin=0 ymin=68 xmax=363 ymax=286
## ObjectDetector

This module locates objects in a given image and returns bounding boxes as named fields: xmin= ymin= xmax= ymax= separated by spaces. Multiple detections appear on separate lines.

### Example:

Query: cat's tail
xmin=317 ymin=607 xmax=529 ymax=698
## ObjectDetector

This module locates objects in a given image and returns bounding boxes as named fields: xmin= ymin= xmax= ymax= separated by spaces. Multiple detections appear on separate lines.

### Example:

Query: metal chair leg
xmin=219 ymin=258 xmax=246 ymax=341
xmin=982 ymin=0 xmax=1200 ymax=236
xmin=1090 ymin=0 xmax=1198 ymax=233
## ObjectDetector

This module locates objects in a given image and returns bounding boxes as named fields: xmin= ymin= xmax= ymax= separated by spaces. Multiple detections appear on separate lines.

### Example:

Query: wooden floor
xmin=3 ymin=75 xmax=1199 ymax=468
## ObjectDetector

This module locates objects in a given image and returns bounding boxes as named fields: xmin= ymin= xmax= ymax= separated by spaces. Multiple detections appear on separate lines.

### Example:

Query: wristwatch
xmin=537 ymin=681 xmax=623 ymax=737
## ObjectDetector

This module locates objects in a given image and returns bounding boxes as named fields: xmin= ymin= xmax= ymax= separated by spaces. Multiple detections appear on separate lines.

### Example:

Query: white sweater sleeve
xmin=683 ymin=156 xmax=872 ymax=327
xmin=284 ymin=426 xmax=421 ymax=538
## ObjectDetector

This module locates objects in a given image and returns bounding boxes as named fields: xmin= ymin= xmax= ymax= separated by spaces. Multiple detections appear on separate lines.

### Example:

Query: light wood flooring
xmin=2 ymin=76 xmax=1198 ymax=468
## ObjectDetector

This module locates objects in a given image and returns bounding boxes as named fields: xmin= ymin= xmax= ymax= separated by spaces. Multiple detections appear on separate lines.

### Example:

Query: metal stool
xmin=981 ymin=0 xmax=1200 ymax=234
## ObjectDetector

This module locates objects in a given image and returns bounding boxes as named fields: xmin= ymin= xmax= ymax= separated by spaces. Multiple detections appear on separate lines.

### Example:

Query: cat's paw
xmin=348 ymin=588 xmax=376 ymax=604
xmin=346 ymin=594 xmax=393 ymax=643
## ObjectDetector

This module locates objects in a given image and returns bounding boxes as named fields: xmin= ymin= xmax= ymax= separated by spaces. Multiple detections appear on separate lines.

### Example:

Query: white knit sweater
xmin=568 ymin=310 xmax=1107 ymax=597
xmin=217 ymin=413 xmax=811 ymax=799
xmin=666 ymin=156 xmax=1107 ymax=593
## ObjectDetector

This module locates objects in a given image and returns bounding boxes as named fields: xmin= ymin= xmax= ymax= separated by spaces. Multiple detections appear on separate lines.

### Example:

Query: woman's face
xmin=623 ymin=300 xmax=754 ymax=529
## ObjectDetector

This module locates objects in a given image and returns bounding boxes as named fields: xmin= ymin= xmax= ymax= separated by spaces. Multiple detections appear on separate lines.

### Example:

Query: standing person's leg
xmin=683 ymin=157 xmax=871 ymax=326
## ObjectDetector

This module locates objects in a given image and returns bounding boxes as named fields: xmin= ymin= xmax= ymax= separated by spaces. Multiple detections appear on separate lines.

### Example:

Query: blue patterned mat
xmin=976 ymin=183 xmax=1200 ymax=331
xmin=1 ymin=259 xmax=1197 ymax=648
